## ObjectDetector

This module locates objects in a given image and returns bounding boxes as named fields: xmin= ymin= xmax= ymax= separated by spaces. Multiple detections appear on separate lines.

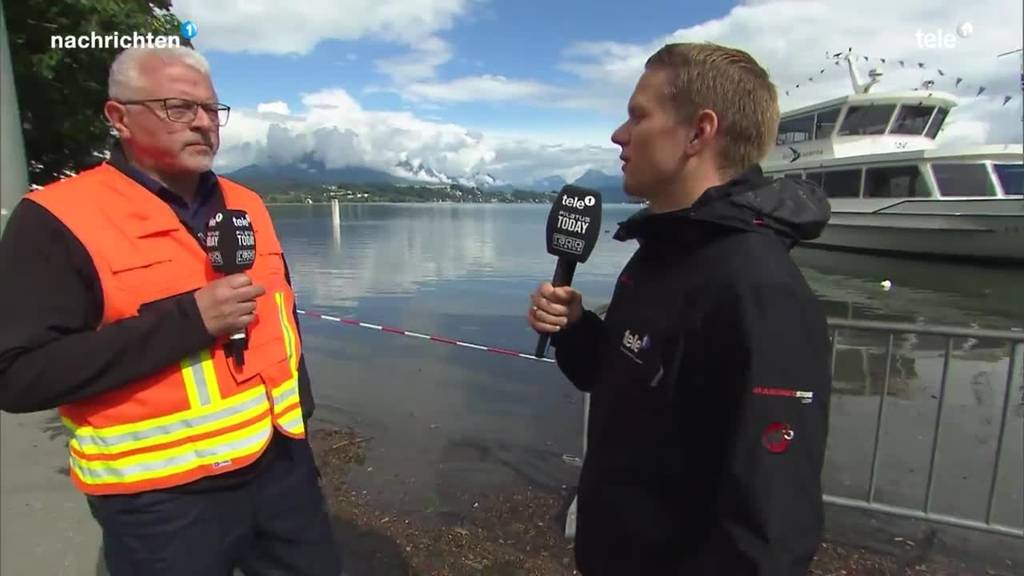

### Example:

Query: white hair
xmin=108 ymin=47 xmax=211 ymax=100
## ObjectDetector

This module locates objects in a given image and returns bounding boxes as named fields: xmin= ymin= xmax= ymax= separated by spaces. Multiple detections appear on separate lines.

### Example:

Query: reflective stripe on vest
xmin=69 ymin=418 xmax=273 ymax=486
xmin=181 ymin=349 xmax=222 ymax=408
xmin=272 ymin=291 xmax=305 ymax=436
xmin=64 ymin=386 xmax=270 ymax=456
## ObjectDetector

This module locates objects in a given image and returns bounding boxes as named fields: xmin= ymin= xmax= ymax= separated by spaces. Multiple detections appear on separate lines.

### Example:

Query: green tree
xmin=4 ymin=0 xmax=186 ymax=186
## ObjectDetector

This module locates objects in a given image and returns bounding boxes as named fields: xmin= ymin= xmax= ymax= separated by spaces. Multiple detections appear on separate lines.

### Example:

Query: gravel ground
xmin=311 ymin=428 xmax=1012 ymax=576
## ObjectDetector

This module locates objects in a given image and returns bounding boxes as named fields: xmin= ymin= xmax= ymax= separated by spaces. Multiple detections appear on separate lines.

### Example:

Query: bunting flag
xmin=784 ymin=49 xmax=1020 ymax=112
xmin=794 ymin=48 xmax=1023 ymax=107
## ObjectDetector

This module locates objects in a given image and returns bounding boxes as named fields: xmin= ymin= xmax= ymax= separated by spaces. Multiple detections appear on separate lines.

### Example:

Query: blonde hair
xmin=645 ymin=43 xmax=779 ymax=174
xmin=108 ymin=47 xmax=211 ymax=100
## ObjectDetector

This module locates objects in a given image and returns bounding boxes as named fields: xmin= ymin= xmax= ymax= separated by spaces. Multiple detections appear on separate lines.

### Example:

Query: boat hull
xmin=803 ymin=199 xmax=1024 ymax=263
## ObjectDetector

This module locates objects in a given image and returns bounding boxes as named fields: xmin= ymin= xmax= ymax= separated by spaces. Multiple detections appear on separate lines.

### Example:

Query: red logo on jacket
xmin=761 ymin=422 xmax=795 ymax=454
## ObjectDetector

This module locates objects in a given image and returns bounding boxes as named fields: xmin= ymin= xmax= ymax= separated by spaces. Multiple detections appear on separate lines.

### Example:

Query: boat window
xmin=924 ymin=107 xmax=949 ymax=139
xmin=993 ymin=163 xmax=1024 ymax=196
xmin=777 ymin=114 xmax=814 ymax=145
xmin=890 ymin=105 xmax=935 ymax=135
xmin=864 ymin=166 xmax=930 ymax=198
xmin=931 ymin=163 xmax=997 ymax=197
xmin=805 ymin=171 xmax=824 ymax=187
xmin=783 ymin=173 xmax=803 ymax=180
xmin=814 ymin=108 xmax=841 ymax=139
xmin=837 ymin=104 xmax=897 ymax=136
xmin=821 ymin=169 xmax=862 ymax=198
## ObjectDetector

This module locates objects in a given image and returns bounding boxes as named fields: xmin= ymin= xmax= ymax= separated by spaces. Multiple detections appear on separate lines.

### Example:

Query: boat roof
xmin=781 ymin=90 xmax=960 ymax=120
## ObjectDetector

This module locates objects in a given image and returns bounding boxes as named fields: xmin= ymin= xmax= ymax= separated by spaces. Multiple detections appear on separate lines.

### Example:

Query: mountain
xmin=395 ymin=159 xmax=452 ymax=185
xmin=226 ymin=155 xmax=402 ymax=192
xmin=524 ymin=175 xmax=567 ymax=192
xmin=571 ymin=169 xmax=632 ymax=204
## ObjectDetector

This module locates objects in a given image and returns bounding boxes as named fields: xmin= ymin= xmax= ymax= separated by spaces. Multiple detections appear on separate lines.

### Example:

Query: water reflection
xmin=269 ymin=204 xmax=1022 ymax=529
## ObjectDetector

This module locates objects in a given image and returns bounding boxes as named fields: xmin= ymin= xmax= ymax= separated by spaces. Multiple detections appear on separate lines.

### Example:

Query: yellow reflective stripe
xmin=200 ymin=355 xmax=222 ymax=404
xmin=68 ymin=393 xmax=270 ymax=456
xmin=275 ymin=292 xmax=298 ymax=370
xmin=180 ymin=350 xmax=220 ymax=408
xmin=271 ymin=381 xmax=299 ymax=414
xmin=71 ymin=419 xmax=272 ymax=485
xmin=278 ymin=410 xmax=305 ymax=434
xmin=63 ymin=386 xmax=267 ymax=451
xmin=181 ymin=354 xmax=203 ymax=408
xmin=272 ymin=291 xmax=303 ymax=420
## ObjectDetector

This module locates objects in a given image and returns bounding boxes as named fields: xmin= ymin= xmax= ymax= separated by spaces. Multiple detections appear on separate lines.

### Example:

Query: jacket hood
xmin=614 ymin=166 xmax=830 ymax=247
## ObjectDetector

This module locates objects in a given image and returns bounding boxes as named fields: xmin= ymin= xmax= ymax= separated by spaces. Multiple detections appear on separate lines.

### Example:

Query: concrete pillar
xmin=0 ymin=3 xmax=29 ymax=235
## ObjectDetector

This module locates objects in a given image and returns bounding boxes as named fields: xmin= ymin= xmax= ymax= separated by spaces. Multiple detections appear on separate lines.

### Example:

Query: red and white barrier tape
xmin=297 ymin=309 xmax=557 ymax=364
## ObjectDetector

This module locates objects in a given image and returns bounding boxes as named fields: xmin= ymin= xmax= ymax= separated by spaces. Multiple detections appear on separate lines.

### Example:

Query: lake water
xmin=271 ymin=203 xmax=1023 ymax=532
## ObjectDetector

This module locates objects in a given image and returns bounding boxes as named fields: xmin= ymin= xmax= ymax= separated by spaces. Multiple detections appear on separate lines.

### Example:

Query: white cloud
xmin=553 ymin=0 xmax=1023 ymax=142
xmin=256 ymin=101 xmax=291 ymax=115
xmin=175 ymin=0 xmax=472 ymax=55
xmin=400 ymin=75 xmax=558 ymax=103
xmin=211 ymin=0 xmax=1022 ymax=184
xmin=216 ymin=87 xmax=618 ymax=184
xmin=174 ymin=0 xmax=474 ymax=80
xmin=374 ymin=37 xmax=454 ymax=82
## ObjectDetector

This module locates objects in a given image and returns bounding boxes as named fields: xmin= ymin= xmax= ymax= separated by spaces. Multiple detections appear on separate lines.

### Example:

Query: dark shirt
xmin=108 ymin=145 xmax=222 ymax=239
xmin=0 ymin=147 xmax=315 ymax=492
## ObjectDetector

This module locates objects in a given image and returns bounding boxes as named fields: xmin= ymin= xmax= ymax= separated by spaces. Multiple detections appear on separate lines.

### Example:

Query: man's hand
xmin=194 ymin=274 xmax=266 ymax=338
xmin=528 ymin=282 xmax=583 ymax=334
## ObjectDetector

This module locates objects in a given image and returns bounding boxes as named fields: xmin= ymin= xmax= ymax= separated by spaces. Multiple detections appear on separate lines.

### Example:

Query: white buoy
xmin=880 ymin=279 xmax=893 ymax=291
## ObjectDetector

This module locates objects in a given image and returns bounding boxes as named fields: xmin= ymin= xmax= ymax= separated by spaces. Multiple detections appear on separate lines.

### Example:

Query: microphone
xmin=534 ymin=186 xmax=602 ymax=358
xmin=205 ymin=209 xmax=256 ymax=368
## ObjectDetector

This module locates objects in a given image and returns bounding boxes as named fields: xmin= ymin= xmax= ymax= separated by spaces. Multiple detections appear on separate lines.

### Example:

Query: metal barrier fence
xmin=566 ymin=315 xmax=1024 ymax=540
xmin=824 ymin=318 xmax=1023 ymax=539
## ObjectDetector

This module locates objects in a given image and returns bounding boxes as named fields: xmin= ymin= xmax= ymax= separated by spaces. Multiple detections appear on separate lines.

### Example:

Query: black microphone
xmin=205 ymin=209 xmax=256 ymax=368
xmin=535 ymin=186 xmax=602 ymax=358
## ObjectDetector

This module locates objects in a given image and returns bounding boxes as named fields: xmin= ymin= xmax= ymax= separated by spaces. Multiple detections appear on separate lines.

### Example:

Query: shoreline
xmin=309 ymin=425 xmax=1009 ymax=576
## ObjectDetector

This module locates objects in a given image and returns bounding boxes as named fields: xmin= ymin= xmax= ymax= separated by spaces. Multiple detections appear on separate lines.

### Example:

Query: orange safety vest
xmin=27 ymin=163 xmax=305 ymax=496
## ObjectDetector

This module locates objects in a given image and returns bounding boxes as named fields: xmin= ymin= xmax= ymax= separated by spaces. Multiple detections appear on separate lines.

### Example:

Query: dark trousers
xmin=87 ymin=436 xmax=343 ymax=576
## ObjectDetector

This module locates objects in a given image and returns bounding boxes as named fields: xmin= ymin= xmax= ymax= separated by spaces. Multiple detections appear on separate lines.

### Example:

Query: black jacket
xmin=552 ymin=167 xmax=832 ymax=575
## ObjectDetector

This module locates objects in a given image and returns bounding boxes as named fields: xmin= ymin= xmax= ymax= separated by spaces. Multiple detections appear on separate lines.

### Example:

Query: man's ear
xmin=685 ymin=109 xmax=719 ymax=153
xmin=104 ymin=100 xmax=130 ymax=140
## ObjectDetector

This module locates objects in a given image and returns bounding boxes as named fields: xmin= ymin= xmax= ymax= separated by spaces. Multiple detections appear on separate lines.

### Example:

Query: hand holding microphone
xmin=194 ymin=274 xmax=265 ymax=337
xmin=201 ymin=210 xmax=258 ymax=367
xmin=531 ymin=185 xmax=602 ymax=358
xmin=528 ymin=283 xmax=583 ymax=334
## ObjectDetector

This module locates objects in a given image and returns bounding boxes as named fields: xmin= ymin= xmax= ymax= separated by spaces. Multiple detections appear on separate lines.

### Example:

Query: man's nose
xmin=611 ymin=124 xmax=628 ymax=147
xmin=191 ymin=107 xmax=217 ymax=130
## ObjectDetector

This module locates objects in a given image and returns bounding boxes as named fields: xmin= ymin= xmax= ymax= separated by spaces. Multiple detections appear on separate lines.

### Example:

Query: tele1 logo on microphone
xmin=562 ymin=194 xmax=596 ymax=210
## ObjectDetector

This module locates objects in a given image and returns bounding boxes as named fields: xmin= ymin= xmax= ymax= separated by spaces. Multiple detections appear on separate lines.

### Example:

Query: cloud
xmin=216 ymin=87 xmax=618 ymax=183
xmin=554 ymin=0 xmax=1023 ymax=142
xmin=211 ymin=0 xmax=1022 ymax=184
xmin=256 ymin=101 xmax=291 ymax=115
xmin=374 ymin=37 xmax=454 ymax=83
xmin=174 ymin=0 xmax=472 ymax=54
xmin=174 ymin=0 xmax=475 ymax=79
xmin=400 ymin=75 xmax=559 ymax=103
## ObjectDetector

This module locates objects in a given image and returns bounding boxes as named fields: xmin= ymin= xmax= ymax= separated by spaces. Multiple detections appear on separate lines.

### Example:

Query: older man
xmin=0 ymin=47 xmax=342 ymax=576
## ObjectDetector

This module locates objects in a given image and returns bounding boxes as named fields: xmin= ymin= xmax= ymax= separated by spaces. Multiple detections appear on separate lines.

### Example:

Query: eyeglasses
xmin=116 ymin=98 xmax=231 ymax=126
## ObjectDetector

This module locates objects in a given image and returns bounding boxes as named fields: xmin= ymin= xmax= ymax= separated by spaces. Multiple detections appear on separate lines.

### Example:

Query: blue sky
xmin=170 ymin=0 xmax=1022 ymax=183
